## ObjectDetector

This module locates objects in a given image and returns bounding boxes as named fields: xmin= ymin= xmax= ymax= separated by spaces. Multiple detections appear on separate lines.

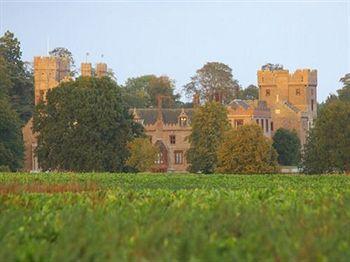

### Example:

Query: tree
xmin=0 ymin=56 xmax=12 ymax=99
xmin=33 ymin=76 xmax=142 ymax=172
xmin=122 ymin=75 xmax=181 ymax=108
xmin=261 ymin=63 xmax=284 ymax=71
xmin=216 ymin=125 xmax=278 ymax=174
xmin=186 ymin=102 xmax=230 ymax=173
xmin=338 ymin=73 xmax=350 ymax=102
xmin=301 ymin=74 xmax=350 ymax=174
xmin=237 ymin=84 xmax=259 ymax=100
xmin=301 ymin=99 xmax=350 ymax=174
xmin=0 ymin=31 xmax=34 ymax=123
xmin=0 ymin=31 xmax=23 ymax=68
xmin=0 ymin=98 xmax=24 ymax=171
xmin=272 ymin=128 xmax=301 ymax=166
xmin=49 ymin=47 xmax=76 ymax=76
xmin=126 ymin=138 xmax=158 ymax=172
xmin=184 ymin=62 xmax=240 ymax=105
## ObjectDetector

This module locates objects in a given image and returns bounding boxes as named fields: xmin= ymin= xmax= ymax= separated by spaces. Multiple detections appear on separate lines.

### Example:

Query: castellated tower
xmin=95 ymin=63 xmax=107 ymax=77
xmin=34 ymin=56 xmax=70 ymax=104
xmin=257 ymin=68 xmax=317 ymax=145
xmin=81 ymin=62 xmax=92 ymax=77
xmin=258 ymin=69 xmax=317 ymax=116
xmin=23 ymin=56 xmax=70 ymax=171
xmin=80 ymin=62 xmax=107 ymax=78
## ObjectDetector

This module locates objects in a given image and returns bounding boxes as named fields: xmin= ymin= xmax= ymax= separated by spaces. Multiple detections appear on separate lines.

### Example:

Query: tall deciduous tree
xmin=301 ymin=100 xmax=350 ymax=174
xmin=338 ymin=73 xmax=350 ymax=101
xmin=34 ymin=76 xmax=143 ymax=172
xmin=237 ymin=84 xmax=259 ymax=100
xmin=184 ymin=62 xmax=240 ymax=104
xmin=261 ymin=63 xmax=284 ymax=71
xmin=186 ymin=102 xmax=230 ymax=173
xmin=0 ymin=56 xmax=12 ymax=99
xmin=301 ymin=74 xmax=350 ymax=174
xmin=49 ymin=47 xmax=76 ymax=76
xmin=0 ymin=31 xmax=34 ymax=123
xmin=0 ymin=98 xmax=24 ymax=171
xmin=122 ymin=75 xmax=181 ymax=108
xmin=126 ymin=138 xmax=158 ymax=172
xmin=272 ymin=128 xmax=301 ymax=166
xmin=216 ymin=125 xmax=278 ymax=174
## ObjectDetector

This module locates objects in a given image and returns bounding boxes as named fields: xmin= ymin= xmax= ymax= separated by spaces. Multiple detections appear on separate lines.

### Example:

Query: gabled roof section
xmin=130 ymin=108 xmax=194 ymax=125
xmin=228 ymin=99 xmax=250 ymax=110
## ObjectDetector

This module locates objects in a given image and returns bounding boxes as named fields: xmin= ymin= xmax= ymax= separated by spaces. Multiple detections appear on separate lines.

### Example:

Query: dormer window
xmin=178 ymin=108 xmax=189 ymax=127
xmin=179 ymin=116 xmax=187 ymax=127
xmin=135 ymin=118 xmax=144 ymax=125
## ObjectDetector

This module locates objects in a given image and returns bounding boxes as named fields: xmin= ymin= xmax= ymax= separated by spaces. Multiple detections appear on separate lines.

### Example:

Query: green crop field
xmin=0 ymin=173 xmax=350 ymax=261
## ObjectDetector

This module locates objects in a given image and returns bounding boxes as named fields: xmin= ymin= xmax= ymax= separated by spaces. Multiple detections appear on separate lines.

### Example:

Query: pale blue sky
xmin=1 ymin=0 xmax=349 ymax=102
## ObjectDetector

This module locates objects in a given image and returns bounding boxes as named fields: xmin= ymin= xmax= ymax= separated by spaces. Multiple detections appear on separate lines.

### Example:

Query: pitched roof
xmin=228 ymin=99 xmax=269 ymax=111
xmin=228 ymin=99 xmax=250 ymax=110
xmin=130 ymin=108 xmax=194 ymax=125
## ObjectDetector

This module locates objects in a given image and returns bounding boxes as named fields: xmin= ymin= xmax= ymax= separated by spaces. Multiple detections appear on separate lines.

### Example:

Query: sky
xmin=0 ymin=0 xmax=349 ymax=102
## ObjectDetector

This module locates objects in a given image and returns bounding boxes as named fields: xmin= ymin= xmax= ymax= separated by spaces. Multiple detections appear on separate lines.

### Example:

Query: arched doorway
xmin=153 ymin=140 xmax=168 ymax=172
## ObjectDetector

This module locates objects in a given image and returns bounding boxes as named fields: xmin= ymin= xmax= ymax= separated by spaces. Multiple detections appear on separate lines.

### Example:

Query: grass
xmin=0 ymin=173 xmax=349 ymax=261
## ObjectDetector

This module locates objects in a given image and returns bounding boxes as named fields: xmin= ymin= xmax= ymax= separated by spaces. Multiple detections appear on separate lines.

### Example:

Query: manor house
xmin=22 ymin=55 xmax=317 ymax=172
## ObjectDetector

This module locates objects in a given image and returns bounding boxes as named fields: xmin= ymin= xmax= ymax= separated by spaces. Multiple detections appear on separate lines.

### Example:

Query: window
xmin=311 ymin=99 xmax=314 ymax=111
xmin=149 ymin=136 xmax=152 ymax=143
xmin=256 ymin=119 xmax=259 ymax=125
xmin=179 ymin=116 xmax=187 ymax=127
xmin=270 ymin=121 xmax=274 ymax=132
xmin=265 ymin=119 xmax=269 ymax=132
xmin=155 ymin=152 xmax=164 ymax=164
xmin=234 ymin=119 xmax=244 ymax=128
xmin=296 ymin=88 xmax=301 ymax=95
xmin=265 ymin=89 xmax=270 ymax=96
xmin=261 ymin=119 xmax=264 ymax=130
xmin=135 ymin=118 xmax=144 ymax=125
xmin=170 ymin=135 xmax=176 ymax=144
xmin=174 ymin=151 xmax=183 ymax=164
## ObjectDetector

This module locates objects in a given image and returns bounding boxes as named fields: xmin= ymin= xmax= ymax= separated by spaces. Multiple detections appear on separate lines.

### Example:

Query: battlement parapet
xmin=258 ymin=68 xmax=317 ymax=86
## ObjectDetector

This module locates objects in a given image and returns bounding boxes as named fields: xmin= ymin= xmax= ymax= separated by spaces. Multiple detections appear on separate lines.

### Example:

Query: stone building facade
xmin=133 ymin=99 xmax=272 ymax=172
xmin=257 ymin=69 xmax=317 ymax=144
xmin=22 ymin=56 xmax=317 ymax=172
xmin=132 ymin=108 xmax=193 ymax=172
xmin=227 ymin=99 xmax=272 ymax=137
